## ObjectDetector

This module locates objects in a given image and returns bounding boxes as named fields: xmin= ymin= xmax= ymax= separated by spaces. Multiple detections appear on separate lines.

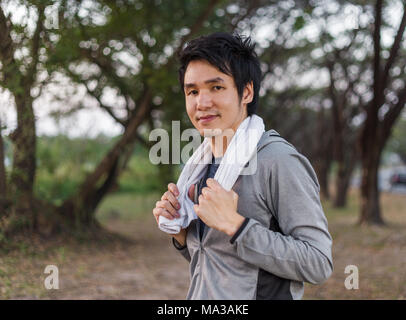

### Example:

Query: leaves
xmin=293 ymin=15 xmax=305 ymax=31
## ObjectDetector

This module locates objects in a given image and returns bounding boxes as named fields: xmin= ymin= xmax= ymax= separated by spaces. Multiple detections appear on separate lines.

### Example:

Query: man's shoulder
xmin=256 ymin=129 xmax=298 ymax=159
xmin=254 ymin=130 xmax=317 ymax=183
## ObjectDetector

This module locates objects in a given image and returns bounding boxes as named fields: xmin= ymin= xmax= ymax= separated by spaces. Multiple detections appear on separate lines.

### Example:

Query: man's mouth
xmin=198 ymin=115 xmax=219 ymax=124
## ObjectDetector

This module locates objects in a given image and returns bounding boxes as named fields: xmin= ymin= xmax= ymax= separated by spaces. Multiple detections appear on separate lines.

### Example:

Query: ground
xmin=0 ymin=189 xmax=405 ymax=299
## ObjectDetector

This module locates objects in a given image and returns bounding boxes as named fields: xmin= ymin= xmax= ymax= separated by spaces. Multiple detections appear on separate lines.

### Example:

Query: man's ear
xmin=242 ymin=81 xmax=254 ymax=105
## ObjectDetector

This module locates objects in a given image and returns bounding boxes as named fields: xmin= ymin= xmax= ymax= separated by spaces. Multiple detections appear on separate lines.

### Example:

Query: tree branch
xmin=84 ymin=82 xmax=126 ymax=127
xmin=26 ymin=3 xmax=45 ymax=88
xmin=382 ymin=3 xmax=406 ymax=91
xmin=381 ymin=85 xmax=406 ymax=145
xmin=0 ymin=119 xmax=7 ymax=201
xmin=373 ymin=0 xmax=383 ymax=110
xmin=61 ymin=87 xmax=153 ymax=208
xmin=230 ymin=0 xmax=261 ymax=29
xmin=66 ymin=68 xmax=127 ymax=126
xmin=135 ymin=132 xmax=153 ymax=149
xmin=181 ymin=0 xmax=220 ymax=45
xmin=79 ymin=46 xmax=133 ymax=97
xmin=0 ymin=7 xmax=14 ymax=62
xmin=0 ymin=6 xmax=21 ymax=88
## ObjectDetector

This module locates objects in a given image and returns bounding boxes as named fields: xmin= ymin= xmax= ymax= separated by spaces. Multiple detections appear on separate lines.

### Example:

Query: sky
xmin=0 ymin=76 xmax=124 ymax=138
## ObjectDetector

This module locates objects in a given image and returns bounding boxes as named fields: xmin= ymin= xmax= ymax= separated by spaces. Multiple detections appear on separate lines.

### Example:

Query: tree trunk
xmin=58 ymin=90 xmax=152 ymax=229
xmin=359 ymin=142 xmax=384 ymax=225
xmin=59 ymin=142 xmax=136 ymax=230
xmin=333 ymin=143 xmax=357 ymax=208
xmin=157 ymin=163 xmax=175 ymax=193
xmin=0 ymin=121 xmax=7 ymax=213
xmin=313 ymin=158 xmax=331 ymax=200
xmin=8 ymin=94 xmax=37 ymax=231
xmin=58 ymin=158 xmax=120 ymax=231
xmin=313 ymin=106 xmax=333 ymax=200
xmin=357 ymin=0 xmax=385 ymax=226
xmin=333 ymin=163 xmax=352 ymax=208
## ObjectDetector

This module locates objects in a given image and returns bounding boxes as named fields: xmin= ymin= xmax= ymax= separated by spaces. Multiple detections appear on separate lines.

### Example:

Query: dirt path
xmin=1 ymin=215 xmax=190 ymax=300
xmin=2 ymin=191 xmax=406 ymax=299
xmin=42 ymin=216 xmax=406 ymax=300
xmin=50 ymin=217 xmax=190 ymax=299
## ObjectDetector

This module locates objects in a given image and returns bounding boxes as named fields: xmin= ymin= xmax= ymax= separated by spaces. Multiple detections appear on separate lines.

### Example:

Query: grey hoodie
xmin=172 ymin=130 xmax=333 ymax=300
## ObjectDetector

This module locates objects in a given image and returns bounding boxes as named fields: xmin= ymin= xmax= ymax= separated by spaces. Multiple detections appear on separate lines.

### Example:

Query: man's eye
xmin=213 ymin=86 xmax=224 ymax=91
xmin=188 ymin=90 xmax=198 ymax=96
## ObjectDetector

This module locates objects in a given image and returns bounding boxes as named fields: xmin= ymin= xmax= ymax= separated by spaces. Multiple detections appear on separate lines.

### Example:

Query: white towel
xmin=158 ymin=114 xmax=265 ymax=234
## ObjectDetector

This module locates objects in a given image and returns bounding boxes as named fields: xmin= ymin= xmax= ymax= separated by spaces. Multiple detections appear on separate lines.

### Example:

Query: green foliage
xmin=35 ymin=134 xmax=163 ymax=205
xmin=293 ymin=15 xmax=306 ymax=31
xmin=35 ymin=134 xmax=111 ymax=204
xmin=386 ymin=117 xmax=406 ymax=164
xmin=118 ymin=147 xmax=162 ymax=194
xmin=5 ymin=0 xmax=402 ymax=222
xmin=96 ymin=192 xmax=160 ymax=222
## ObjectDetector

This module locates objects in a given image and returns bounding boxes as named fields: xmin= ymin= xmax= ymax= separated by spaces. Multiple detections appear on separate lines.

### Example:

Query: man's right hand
xmin=153 ymin=182 xmax=195 ymax=246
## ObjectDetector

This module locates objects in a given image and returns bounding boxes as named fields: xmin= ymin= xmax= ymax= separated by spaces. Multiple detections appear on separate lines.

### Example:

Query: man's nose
xmin=197 ymin=91 xmax=213 ymax=109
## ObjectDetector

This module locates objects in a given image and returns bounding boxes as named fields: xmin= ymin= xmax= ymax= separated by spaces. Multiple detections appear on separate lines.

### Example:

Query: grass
xmin=304 ymin=188 xmax=406 ymax=299
xmin=0 ymin=192 xmax=159 ymax=299
xmin=0 ymin=188 xmax=405 ymax=299
xmin=96 ymin=192 xmax=160 ymax=222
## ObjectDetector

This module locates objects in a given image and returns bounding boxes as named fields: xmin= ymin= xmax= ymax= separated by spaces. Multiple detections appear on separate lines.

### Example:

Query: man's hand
xmin=153 ymin=183 xmax=181 ymax=223
xmin=194 ymin=178 xmax=245 ymax=237
xmin=152 ymin=182 xmax=194 ymax=246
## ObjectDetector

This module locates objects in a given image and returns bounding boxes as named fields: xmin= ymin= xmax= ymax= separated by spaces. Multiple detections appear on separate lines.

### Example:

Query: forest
xmin=0 ymin=0 xmax=405 ymax=300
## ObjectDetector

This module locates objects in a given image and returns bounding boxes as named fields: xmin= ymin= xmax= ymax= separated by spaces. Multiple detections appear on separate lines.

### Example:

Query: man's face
xmin=183 ymin=59 xmax=252 ymax=137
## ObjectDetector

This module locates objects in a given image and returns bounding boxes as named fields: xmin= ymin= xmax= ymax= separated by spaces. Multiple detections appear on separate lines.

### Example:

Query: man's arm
xmin=172 ymin=228 xmax=191 ymax=262
xmin=230 ymin=150 xmax=333 ymax=284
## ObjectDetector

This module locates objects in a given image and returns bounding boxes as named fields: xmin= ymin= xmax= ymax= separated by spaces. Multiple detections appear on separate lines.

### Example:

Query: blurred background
xmin=0 ymin=0 xmax=405 ymax=299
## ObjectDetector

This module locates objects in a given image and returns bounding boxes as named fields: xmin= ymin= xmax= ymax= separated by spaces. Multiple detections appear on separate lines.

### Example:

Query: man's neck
xmin=210 ymin=132 xmax=234 ymax=158
xmin=209 ymin=113 xmax=249 ymax=157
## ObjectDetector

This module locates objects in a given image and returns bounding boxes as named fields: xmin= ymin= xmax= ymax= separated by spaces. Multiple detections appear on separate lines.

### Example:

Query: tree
xmin=320 ymin=25 xmax=370 ymax=208
xmin=265 ymin=0 xmax=406 ymax=217
xmin=0 ymin=0 xmax=50 ymax=231
xmin=0 ymin=0 xmax=267 ymax=235
xmin=387 ymin=115 xmax=406 ymax=164
xmin=49 ymin=0 xmax=265 ymax=231
xmin=256 ymin=1 xmax=336 ymax=200
xmin=0 ymin=118 xmax=7 ymax=213
xmin=358 ymin=0 xmax=406 ymax=224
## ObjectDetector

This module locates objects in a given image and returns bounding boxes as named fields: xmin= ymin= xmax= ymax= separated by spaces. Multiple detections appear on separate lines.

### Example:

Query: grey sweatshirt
xmin=172 ymin=130 xmax=333 ymax=300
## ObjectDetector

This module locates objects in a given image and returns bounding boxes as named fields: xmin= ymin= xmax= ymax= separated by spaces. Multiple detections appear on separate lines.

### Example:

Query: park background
xmin=0 ymin=0 xmax=406 ymax=299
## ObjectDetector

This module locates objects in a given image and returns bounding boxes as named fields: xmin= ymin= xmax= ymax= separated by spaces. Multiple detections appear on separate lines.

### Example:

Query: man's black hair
xmin=178 ymin=32 xmax=261 ymax=116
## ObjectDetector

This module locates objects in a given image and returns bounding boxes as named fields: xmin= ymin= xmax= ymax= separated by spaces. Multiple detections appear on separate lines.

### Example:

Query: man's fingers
xmin=160 ymin=208 xmax=176 ymax=221
xmin=152 ymin=207 xmax=161 ymax=224
xmin=201 ymin=186 xmax=212 ymax=200
xmin=164 ymin=190 xmax=181 ymax=210
xmin=168 ymin=183 xmax=179 ymax=196
xmin=163 ymin=199 xmax=180 ymax=218
xmin=206 ymin=178 xmax=220 ymax=190
xmin=231 ymin=189 xmax=239 ymax=201
xmin=157 ymin=200 xmax=179 ymax=218
xmin=188 ymin=184 xmax=195 ymax=202
xmin=153 ymin=184 xmax=182 ymax=228
xmin=154 ymin=207 xmax=177 ymax=221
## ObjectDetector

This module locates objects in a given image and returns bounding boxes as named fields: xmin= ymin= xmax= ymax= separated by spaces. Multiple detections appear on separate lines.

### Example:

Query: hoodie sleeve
xmin=172 ymin=237 xmax=191 ymax=262
xmin=230 ymin=149 xmax=333 ymax=284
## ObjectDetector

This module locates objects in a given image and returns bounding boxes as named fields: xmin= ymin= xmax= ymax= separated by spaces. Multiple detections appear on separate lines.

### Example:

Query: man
xmin=152 ymin=32 xmax=333 ymax=300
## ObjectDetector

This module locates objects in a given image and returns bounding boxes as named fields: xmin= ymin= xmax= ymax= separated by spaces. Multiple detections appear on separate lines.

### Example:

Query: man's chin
xmin=200 ymin=127 xmax=224 ymax=138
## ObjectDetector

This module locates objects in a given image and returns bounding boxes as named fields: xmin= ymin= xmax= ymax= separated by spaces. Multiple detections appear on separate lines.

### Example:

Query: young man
xmin=152 ymin=32 xmax=333 ymax=300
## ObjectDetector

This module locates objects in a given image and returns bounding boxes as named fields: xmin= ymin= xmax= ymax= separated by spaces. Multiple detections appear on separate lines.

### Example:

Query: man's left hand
xmin=193 ymin=178 xmax=245 ymax=237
